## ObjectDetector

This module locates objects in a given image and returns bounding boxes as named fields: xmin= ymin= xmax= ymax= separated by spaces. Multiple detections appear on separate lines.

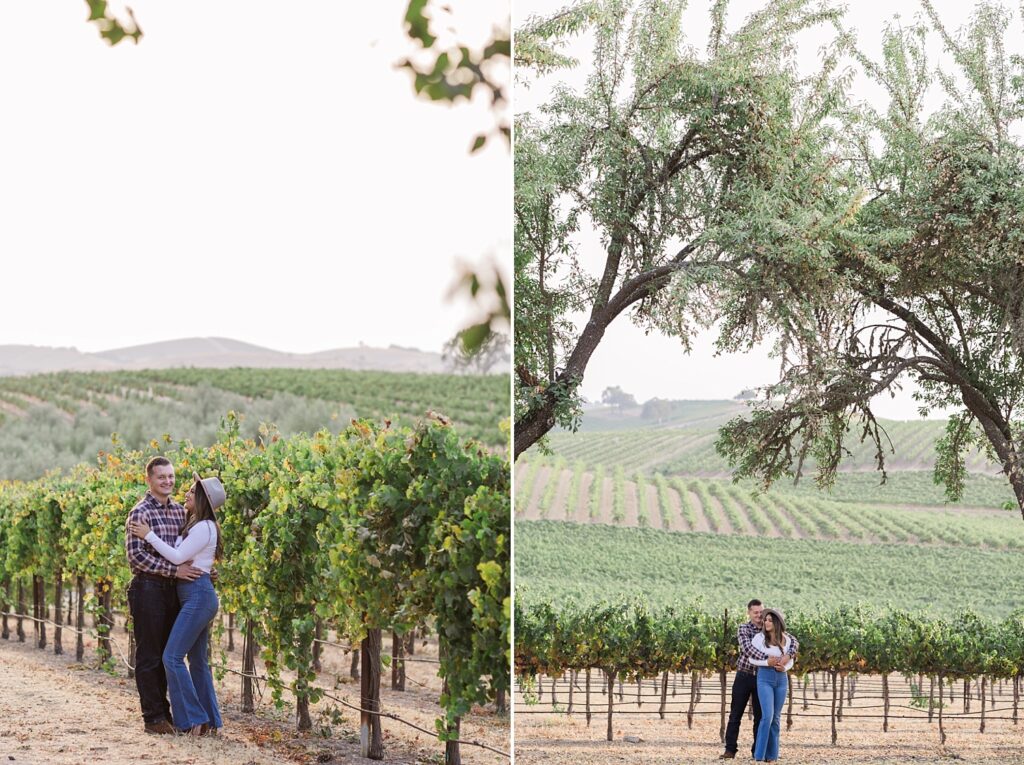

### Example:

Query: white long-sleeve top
xmin=144 ymin=520 xmax=217 ymax=573
xmin=750 ymin=632 xmax=795 ymax=671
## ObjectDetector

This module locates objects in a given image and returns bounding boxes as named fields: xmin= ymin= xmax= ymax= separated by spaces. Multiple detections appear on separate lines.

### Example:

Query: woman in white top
xmin=750 ymin=608 xmax=794 ymax=763
xmin=130 ymin=473 xmax=224 ymax=736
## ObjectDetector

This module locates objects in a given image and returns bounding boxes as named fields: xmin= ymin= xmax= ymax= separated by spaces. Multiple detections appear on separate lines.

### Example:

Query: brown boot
xmin=718 ymin=753 xmax=736 ymax=760
xmin=144 ymin=720 xmax=176 ymax=735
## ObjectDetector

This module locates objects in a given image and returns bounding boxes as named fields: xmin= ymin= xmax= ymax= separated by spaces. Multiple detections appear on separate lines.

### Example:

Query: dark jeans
xmin=127 ymin=574 xmax=180 ymax=725
xmin=724 ymin=669 xmax=762 ymax=756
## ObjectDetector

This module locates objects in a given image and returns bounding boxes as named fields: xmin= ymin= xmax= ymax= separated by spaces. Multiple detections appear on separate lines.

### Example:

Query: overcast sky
xmin=515 ymin=0 xmax=1023 ymax=420
xmin=0 ymin=1 xmax=509 ymax=354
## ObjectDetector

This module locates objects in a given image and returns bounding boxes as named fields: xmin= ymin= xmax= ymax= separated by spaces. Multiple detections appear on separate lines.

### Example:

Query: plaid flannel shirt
xmin=736 ymin=620 xmax=799 ymax=674
xmin=125 ymin=492 xmax=187 ymax=578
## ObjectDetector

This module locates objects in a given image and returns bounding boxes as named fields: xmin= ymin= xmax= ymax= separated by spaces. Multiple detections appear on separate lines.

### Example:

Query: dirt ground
xmin=0 ymin=614 xmax=508 ymax=765
xmin=514 ymin=673 xmax=1024 ymax=764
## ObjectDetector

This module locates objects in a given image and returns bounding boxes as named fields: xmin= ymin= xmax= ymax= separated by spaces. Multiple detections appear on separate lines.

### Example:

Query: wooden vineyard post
xmin=802 ymin=674 xmax=809 ymax=711
xmin=312 ymin=620 xmax=323 ymax=673
xmin=359 ymin=628 xmax=384 ymax=760
xmin=837 ymin=671 xmax=845 ymax=722
xmin=1014 ymin=674 xmax=1020 ymax=725
xmin=980 ymin=676 xmax=987 ymax=733
xmin=659 ymin=670 xmax=669 ymax=719
xmin=568 ymin=670 xmax=575 ymax=714
xmin=965 ymin=679 xmax=970 ymax=713
xmin=75 ymin=576 xmax=85 ymax=661
xmin=442 ymin=689 xmax=462 ymax=765
xmin=97 ymin=579 xmax=113 ymax=663
xmin=227 ymin=612 xmax=235 ymax=652
xmin=606 ymin=670 xmax=615 ymax=742
xmin=241 ymin=620 xmax=257 ymax=714
xmin=585 ymin=668 xmax=592 ymax=727
xmin=1 ymin=579 xmax=9 ymax=640
xmin=928 ymin=675 xmax=935 ymax=723
xmin=830 ymin=670 xmax=839 ymax=745
xmin=882 ymin=673 xmax=890 ymax=732
xmin=687 ymin=670 xmax=698 ymax=729
xmin=351 ymin=647 xmax=360 ymax=679
xmin=719 ymin=609 xmax=728 ymax=743
xmin=33 ymin=575 xmax=45 ymax=649
xmin=128 ymin=629 xmax=136 ymax=679
xmin=53 ymin=575 xmax=63 ymax=655
xmin=391 ymin=630 xmax=405 ymax=691
xmin=938 ymin=674 xmax=946 ymax=745
xmin=16 ymin=580 xmax=25 ymax=642
xmin=786 ymin=676 xmax=794 ymax=730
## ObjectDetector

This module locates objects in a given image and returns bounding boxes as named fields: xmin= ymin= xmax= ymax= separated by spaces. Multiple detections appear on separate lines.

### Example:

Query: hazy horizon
xmin=0 ymin=2 xmax=510 ymax=356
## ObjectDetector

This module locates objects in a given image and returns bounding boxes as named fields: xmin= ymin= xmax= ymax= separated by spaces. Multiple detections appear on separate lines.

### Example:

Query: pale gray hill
xmin=95 ymin=336 xmax=290 ymax=365
xmin=0 ymin=338 xmax=450 ymax=375
xmin=0 ymin=345 xmax=119 ymax=375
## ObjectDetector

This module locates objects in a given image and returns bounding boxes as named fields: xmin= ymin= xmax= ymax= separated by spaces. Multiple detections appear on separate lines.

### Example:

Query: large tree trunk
xmin=360 ymin=629 xmax=384 ymax=759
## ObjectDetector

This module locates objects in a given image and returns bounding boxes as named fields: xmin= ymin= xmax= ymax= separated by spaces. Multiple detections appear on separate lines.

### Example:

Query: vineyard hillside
xmin=0 ymin=368 xmax=507 ymax=479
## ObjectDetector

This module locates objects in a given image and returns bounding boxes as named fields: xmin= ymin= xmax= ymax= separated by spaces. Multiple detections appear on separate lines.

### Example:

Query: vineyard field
xmin=529 ymin=415 xmax=1002 ymax=482
xmin=514 ymin=520 xmax=1024 ymax=618
xmin=516 ymin=468 xmax=1024 ymax=550
xmin=0 ymin=368 xmax=507 ymax=479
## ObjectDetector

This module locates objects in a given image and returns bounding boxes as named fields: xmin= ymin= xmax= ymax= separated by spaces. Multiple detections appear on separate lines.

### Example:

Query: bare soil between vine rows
xmin=0 ymin=615 xmax=507 ymax=765
xmin=514 ymin=673 xmax=1024 ymax=764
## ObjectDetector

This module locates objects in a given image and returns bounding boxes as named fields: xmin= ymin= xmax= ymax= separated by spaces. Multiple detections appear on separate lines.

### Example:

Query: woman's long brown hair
xmin=762 ymin=608 xmax=786 ymax=650
xmin=182 ymin=482 xmax=224 ymax=561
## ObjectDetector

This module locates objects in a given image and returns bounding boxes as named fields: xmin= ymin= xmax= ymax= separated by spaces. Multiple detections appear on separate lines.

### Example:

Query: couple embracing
xmin=720 ymin=599 xmax=799 ymax=763
xmin=124 ymin=456 xmax=227 ymax=736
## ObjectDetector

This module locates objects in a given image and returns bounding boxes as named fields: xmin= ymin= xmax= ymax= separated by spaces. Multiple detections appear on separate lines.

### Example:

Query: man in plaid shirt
xmin=125 ymin=456 xmax=203 ymax=735
xmin=720 ymin=599 xmax=799 ymax=759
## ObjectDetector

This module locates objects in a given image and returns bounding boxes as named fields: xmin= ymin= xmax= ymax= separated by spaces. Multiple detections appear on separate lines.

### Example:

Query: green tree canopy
xmin=513 ymin=0 xmax=848 ymax=457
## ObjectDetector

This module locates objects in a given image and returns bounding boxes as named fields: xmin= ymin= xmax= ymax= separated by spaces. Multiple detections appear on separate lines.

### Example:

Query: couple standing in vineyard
xmin=721 ymin=599 xmax=799 ymax=763
xmin=123 ymin=456 xmax=226 ymax=736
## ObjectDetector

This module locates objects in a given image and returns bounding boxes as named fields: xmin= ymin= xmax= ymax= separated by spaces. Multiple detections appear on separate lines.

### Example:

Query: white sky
xmin=0 ymin=1 xmax=510 ymax=354
xmin=515 ymin=0 xmax=1024 ymax=420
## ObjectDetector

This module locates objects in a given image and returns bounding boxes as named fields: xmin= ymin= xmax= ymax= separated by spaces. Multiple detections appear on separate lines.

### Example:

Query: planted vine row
xmin=515 ymin=599 xmax=1024 ymax=745
xmin=0 ymin=413 xmax=510 ymax=764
